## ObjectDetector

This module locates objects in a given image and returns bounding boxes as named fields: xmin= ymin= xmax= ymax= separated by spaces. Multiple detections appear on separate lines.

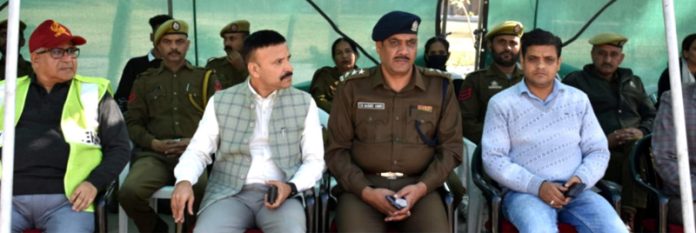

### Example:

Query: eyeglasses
xmin=36 ymin=47 xmax=80 ymax=59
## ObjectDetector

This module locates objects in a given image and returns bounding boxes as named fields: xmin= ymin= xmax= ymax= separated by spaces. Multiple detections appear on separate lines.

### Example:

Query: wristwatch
xmin=286 ymin=182 xmax=298 ymax=196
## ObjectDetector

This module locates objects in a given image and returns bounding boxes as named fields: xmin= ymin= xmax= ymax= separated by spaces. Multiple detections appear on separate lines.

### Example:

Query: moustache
xmin=224 ymin=46 xmax=234 ymax=52
xmin=168 ymin=50 xmax=181 ymax=56
xmin=280 ymin=71 xmax=293 ymax=80
xmin=394 ymin=56 xmax=410 ymax=61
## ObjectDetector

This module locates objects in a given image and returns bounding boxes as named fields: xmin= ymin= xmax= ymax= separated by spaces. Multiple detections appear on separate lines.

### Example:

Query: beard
xmin=492 ymin=50 xmax=518 ymax=67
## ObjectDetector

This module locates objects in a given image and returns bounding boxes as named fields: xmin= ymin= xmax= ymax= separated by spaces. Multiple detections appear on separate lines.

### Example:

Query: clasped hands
xmin=361 ymin=182 xmax=428 ymax=222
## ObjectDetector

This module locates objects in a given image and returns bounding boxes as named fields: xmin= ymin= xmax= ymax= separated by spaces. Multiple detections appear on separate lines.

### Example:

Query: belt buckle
xmin=379 ymin=171 xmax=404 ymax=180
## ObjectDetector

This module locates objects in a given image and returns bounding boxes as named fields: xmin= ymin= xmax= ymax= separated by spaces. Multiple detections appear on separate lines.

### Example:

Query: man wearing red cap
xmin=0 ymin=19 xmax=130 ymax=233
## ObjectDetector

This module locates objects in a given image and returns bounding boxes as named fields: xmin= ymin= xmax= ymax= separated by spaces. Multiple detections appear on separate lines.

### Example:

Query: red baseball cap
xmin=28 ymin=19 xmax=86 ymax=53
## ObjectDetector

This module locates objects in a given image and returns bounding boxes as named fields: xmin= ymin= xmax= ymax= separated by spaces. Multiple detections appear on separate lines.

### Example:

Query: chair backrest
xmin=471 ymin=146 xmax=502 ymax=199
xmin=629 ymin=134 xmax=675 ymax=233
xmin=629 ymin=134 xmax=664 ymax=195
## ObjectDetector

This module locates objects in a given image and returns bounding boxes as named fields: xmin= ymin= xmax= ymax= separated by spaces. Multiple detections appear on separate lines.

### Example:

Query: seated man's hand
xmin=264 ymin=180 xmax=292 ymax=209
xmin=360 ymin=186 xmax=398 ymax=217
xmin=171 ymin=181 xmax=195 ymax=224
xmin=563 ymin=176 xmax=582 ymax=188
xmin=168 ymin=138 xmax=192 ymax=155
xmin=151 ymin=138 xmax=189 ymax=156
xmin=607 ymin=130 xmax=623 ymax=148
xmin=622 ymin=128 xmax=644 ymax=142
xmin=386 ymin=182 xmax=428 ymax=222
xmin=539 ymin=181 xmax=569 ymax=209
xmin=609 ymin=128 xmax=644 ymax=148
xmin=70 ymin=181 xmax=97 ymax=211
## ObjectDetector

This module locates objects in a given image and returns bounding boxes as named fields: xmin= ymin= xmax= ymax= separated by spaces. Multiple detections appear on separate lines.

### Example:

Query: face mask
xmin=426 ymin=55 xmax=448 ymax=71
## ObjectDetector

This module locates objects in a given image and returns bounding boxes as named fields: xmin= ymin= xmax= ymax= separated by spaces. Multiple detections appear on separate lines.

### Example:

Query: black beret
xmin=371 ymin=11 xmax=421 ymax=41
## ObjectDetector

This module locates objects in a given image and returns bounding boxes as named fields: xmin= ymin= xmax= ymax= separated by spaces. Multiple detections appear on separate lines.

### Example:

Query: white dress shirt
xmin=174 ymin=82 xmax=325 ymax=192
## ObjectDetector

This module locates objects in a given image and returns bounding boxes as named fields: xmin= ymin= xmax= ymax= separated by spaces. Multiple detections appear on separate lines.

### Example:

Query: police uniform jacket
xmin=309 ymin=66 xmax=342 ymax=112
xmin=205 ymin=56 xmax=247 ymax=90
xmin=126 ymin=61 xmax=216 ymax=156
xmin=458 ymin=64 xmax=523 ymax=144
xmin=326 ymin=65 xmax=463 ymax=195
xmin=563 ymin=64 xmax=655 ymax=135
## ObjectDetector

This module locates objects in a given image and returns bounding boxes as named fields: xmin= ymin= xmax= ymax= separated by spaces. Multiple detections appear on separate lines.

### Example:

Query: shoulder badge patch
xmin=458 ymin=87 xmax=472 ymax=101
xmin=488 ymin=80 xmax=503 ymax=89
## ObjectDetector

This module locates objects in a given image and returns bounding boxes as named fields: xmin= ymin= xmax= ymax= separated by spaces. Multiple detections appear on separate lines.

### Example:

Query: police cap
xmin=485 ymin=20 xmax=524 ymax=41
xmin=154 ymin=19 xmax=188 ymax=45
xmin=589 ymin=32 xmax=628 ymax=48
xmin=371 ymin=11 xmax=421 ymax=41
xmin=220 ymin=20 xmax=250 ymax=37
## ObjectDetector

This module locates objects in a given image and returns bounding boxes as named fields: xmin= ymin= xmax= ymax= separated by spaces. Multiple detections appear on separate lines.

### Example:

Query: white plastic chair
xmin=118 ymin=163 xmax=181 ymax=233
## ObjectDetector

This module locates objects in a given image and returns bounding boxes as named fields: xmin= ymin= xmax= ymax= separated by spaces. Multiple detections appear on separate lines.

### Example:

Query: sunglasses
xmin=36 ymin=47 xmax=80 ymax=59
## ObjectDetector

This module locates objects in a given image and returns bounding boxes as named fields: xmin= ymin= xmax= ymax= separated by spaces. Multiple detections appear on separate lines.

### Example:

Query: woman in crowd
xmin=309 ymin=37 xmax=359 ymax=112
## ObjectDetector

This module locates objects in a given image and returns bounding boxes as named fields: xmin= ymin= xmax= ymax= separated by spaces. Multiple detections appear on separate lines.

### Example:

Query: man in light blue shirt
xmin=481 ymin=28 xmax=627 ymax=233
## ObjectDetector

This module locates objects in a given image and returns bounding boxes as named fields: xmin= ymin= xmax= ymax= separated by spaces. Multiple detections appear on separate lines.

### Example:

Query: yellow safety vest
xmin=0 ymin=75 xmax=111 ymax=212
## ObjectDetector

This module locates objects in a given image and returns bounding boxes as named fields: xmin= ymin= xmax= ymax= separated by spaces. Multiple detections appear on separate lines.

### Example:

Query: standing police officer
xmin=205 ymin=20 xmax=249 ymax=89
xmin=458 ymin=21 xmax=524 ymax=145
xmin=119 ymin=19 xmax=215 ymax=233
xmin=115 ymin=14 xmax=172 ymax=111
xmin=326 ymin=11 xmax=463 ymax=232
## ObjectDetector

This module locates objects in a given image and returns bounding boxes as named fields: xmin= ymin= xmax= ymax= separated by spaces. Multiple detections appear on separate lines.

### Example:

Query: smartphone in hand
xmin=267 ymin=186 xmax=278 ymax=204
xmin=565 ymin=183 xmax=586 ymax=198
xmin=385 ymin=195 xmax=408 ymax=210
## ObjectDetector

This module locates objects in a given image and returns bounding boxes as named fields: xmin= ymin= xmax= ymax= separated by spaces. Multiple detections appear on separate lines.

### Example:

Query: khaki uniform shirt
xmin=205 ymin=57 xmax=247 ymax=90
xmin=126 ymin=62 xmax=216 ymax=156
xmin=458 ymin=65 xmax=523 ymax=144
xmin=326 ymin=65 xmax=463 ymax=195
xmin=309 ymin=66 xmax=341 ymax=112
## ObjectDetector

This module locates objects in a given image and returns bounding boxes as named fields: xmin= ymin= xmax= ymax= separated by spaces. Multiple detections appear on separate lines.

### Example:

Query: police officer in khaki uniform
xmin=119 ymin=19 xmax=215 ymax=233
xmin=326 ymin=11 xmax=463 ymax=232
xmin=205 ymin=19 xmax=249 ymax=89
xmin=0 ymin=19 xmax=33 ymax=80
xmin=562 ymin=32 xmax=655 ymax=229
xmin=458 ymin=21 xmax=524 ymax=145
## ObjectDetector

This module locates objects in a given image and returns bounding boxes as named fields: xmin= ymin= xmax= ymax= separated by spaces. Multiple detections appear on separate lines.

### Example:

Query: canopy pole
xmin=662 ymin=0 xmax=695 ymax=232
xmin=1 ymin=0 xmax=21 ymax=232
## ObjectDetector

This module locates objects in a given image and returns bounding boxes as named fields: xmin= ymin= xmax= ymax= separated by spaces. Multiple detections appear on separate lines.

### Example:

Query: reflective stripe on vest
xmin=0 ymin=79 xmax=102 ymax=146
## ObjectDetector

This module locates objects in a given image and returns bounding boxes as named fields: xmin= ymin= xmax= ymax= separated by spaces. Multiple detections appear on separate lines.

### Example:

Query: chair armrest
xmin=440 ymin=183 xmax=457 ymax=233
xmin=595 ymin=179 xmax=622 ymax=214
xmin=297 ymin=188 xmax=316 ymax=233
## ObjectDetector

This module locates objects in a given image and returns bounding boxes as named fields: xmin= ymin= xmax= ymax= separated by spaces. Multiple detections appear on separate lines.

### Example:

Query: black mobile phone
xmin=267 ymin=186 xmax=278 ymax=204
xmin=385 ymin=195 xmax=408 ymax=210
xmin=565 ymin=183 xmax=586 ymax=198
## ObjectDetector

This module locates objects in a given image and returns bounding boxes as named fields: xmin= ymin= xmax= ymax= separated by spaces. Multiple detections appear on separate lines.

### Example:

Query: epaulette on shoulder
xmin=421 ymin=67 xmax=452 ymax=80
xmin=205 ymin=56 xmax=225 ymax=66
xmin=340 ymin=68 xmax=369 ymax=82
xmin=137 ymin=67 xmax=158 ymax=78
xmin=466 ymin=69 xmax=486 ymax=77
